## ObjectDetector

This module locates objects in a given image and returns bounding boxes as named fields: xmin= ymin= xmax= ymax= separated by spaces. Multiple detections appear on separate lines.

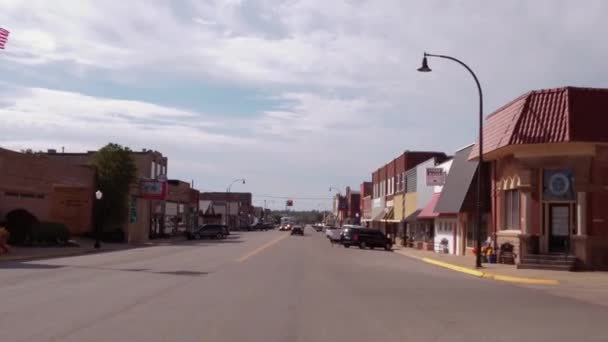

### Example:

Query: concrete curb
xmin=0 ymin=249 xmax=98 ymax=263
xmin=395 ymin=249 xmax=560 ymax=285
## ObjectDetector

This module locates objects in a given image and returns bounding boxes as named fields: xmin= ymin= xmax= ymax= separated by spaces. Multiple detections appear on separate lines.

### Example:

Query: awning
xmin=418 ymin=192 xmax=441 ymax=218
xmin=381 ymin=207 xmax=394 ymax=222
xmin=434 ymin=145 xmax=478 ymax=214
xmin=403 ymin=209 xmax=422 ymax=223
xmin=372 ymin=210 xmax=385 ymax=222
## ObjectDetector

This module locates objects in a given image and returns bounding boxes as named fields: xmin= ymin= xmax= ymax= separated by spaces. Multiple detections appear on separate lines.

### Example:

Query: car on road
xmin=279 ymin=223 xmax=292 ymax=231
xmin=340 ymin=228 xmax=392 ymax=250
xmin=186 ymin=224 xmax=228 ymax=240
xmin=325 ymin=226 xmax=342 ymax=244
xmin=290 ymin=225 xmax=304 ymax=235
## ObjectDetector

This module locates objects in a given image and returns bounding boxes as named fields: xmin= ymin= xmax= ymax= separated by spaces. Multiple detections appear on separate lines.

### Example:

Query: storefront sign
xmin=543 ymin=169 xmax=574 ymax=201
xmin=426 ymin=168 xmax=446 ymax=186
xmin=140 ymin=180 xmax=167 ymax=200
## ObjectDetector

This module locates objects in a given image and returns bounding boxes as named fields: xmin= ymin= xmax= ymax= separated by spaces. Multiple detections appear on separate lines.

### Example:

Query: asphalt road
xmin=1 ymin=226 xmax=608 ymax=342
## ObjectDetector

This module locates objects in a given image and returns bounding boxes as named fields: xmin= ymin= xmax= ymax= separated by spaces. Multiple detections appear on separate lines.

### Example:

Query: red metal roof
xmin=470 ymin=87 xmax=608 ymax=159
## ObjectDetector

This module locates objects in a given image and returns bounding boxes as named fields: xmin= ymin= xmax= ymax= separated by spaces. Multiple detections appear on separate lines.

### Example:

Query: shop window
xmin=502 ymin=190 xmax=520 ymax=230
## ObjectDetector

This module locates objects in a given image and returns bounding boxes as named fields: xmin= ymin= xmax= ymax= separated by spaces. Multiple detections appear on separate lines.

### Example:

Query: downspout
xmin=492 ymin=160 xmax=498 ymax=251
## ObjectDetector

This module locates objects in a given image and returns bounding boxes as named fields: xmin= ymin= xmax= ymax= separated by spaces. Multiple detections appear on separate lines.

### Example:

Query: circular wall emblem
xmin=548 ymin=172 xmax=570 ymax=196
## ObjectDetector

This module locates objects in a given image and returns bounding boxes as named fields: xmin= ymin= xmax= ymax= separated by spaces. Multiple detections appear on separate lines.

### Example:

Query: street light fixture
xmin=226 ymin=178 xmax=246 ymax=228
xmin=94 ymin=190 xmax=103 ymax=249
xmin=418 ymin=52 xmax=484 ymax=269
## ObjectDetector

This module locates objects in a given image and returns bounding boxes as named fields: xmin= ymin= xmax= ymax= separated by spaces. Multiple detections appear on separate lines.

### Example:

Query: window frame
xmin=502 ymin=189 xmax=521 ymax=230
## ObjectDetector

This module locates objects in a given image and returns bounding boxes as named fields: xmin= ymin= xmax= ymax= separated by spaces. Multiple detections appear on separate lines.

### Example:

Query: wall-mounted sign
xmin=372 ymin=198 xmax=384 ymax=208
xmin=543 ymin=169 xmax=574 ymax=201
xmin=426 ymin=168 xmax=446 ymax=186
xmin=140 ymin=180 xmax=167 ymax=200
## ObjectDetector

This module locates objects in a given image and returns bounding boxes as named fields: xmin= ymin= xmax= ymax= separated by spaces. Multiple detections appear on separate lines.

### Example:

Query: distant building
xmin=199 ymin=192 xmax=252 ymax=229
xmin=44 ymin=148 xmax=168 ymax=242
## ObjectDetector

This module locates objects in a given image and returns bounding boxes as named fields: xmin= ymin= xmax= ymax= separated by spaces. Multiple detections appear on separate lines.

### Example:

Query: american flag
xmin=0 ymin=27 xmax=10 ymax=49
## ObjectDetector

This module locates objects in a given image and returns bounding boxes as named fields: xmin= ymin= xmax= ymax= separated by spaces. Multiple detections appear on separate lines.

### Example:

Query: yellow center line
xmin=236 ymin=233 xmax=290 ymax=262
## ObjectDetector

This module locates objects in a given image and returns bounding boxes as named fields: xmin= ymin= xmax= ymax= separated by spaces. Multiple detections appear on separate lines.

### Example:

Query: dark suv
xmin=186 ymin=224 xmax=228 ymax=240
xmin=340 ymin=228 xmax=392 ymax=250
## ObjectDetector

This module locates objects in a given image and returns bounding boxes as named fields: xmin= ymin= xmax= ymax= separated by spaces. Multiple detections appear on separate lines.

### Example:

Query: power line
xmin=253 ymin=194 xmax=333 ymax=200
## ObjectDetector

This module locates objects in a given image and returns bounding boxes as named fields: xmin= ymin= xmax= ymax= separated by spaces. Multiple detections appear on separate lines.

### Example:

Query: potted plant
xmin=486 ymin=245 xmax=497 ymax=263
xmin=499 ymin=242 xmax=516 ymax=264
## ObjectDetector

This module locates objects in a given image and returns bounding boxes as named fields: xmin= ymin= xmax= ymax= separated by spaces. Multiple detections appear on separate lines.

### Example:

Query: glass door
xmin=549 ymin=204 xmax=570 ymax=253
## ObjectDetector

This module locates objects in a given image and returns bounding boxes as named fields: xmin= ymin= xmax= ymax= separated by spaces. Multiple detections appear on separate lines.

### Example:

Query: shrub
xmin=30 ymin=222 xmax=70 ymax=245
xmin=6 ymin=209 xmax=38 ymax=245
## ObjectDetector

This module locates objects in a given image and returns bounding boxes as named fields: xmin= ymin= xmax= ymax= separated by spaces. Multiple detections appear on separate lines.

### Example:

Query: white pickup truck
xmin=325 ymin=226 xmax=342 ymax=242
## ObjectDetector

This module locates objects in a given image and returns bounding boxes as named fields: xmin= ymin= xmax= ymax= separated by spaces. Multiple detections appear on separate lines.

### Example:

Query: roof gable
xmin=470 ymin=87 xmax=608 ymax=159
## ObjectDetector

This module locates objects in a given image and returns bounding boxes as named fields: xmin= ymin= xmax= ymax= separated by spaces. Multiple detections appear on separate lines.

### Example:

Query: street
xmin=1 ymin=226 xmax=608 ymax=342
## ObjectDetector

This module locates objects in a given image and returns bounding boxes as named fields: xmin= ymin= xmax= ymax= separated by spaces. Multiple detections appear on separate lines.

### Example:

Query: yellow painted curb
xmin=418 ymin=256 xmax=559 ymax=285
xmin=422 ymin=257 xmax=485 ymax=277
xmin=488 ymin=274 xmax=560 ymax=285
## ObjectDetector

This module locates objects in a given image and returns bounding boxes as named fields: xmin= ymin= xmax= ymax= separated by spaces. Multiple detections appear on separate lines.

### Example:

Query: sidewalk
xmin=0 ymin=236 xmax=189 ymax=262
xmin=393 ymin=245 xmax=608 ymax=307
xmin=394 ymin=246 xmax=608 ymax=288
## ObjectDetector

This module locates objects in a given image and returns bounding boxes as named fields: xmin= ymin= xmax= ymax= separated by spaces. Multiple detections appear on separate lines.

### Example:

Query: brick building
xmin=44 ymin=148 xmax=168 ymax=242
xmin=0 ymin=148 xmax=95 ymax=236
xmin=470 ymin=87 xmax=608 ymax=270
xmin=198 ymin=192 xmax=252 ymax=229
xmin=360 ymin=182 xmax=373 ymax=223
xmin=166 ymin=180 xmax=199 ymax=234
xmin=367 ymin=151 xmax=448 ymax=240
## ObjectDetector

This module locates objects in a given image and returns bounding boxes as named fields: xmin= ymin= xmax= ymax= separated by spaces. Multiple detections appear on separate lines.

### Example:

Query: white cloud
xmin=1 ymin=0 xmax=608 ymax=208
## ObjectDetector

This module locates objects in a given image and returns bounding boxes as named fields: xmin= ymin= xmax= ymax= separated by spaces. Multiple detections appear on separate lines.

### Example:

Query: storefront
xmin=434 ymin=145 xmax=490 ymax=256
xmin=472 ymin=87 xmax=608 ymax=269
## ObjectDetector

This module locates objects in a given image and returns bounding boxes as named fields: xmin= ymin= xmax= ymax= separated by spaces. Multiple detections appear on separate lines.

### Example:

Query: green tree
xmin=92 ymin=143 xmax=138 ymax=231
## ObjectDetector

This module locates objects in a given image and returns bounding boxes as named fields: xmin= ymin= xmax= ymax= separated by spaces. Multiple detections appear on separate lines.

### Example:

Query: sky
xmin=1 ymin=0 xmax=607 ymax=210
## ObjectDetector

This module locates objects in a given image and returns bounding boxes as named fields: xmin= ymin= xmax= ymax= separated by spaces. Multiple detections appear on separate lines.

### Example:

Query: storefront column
xmin=577 ymin=192 xmax=587 ymax=236
xmin=522 ymin=191 xmax=532 ymax=234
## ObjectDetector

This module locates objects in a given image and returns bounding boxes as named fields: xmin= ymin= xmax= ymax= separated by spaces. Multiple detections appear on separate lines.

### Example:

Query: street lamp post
xmin=329 ymin=187 xmax=343 ymax=226
xmin=418 ymin=52 xmax=484 ymax=269
xmin=226 ymin=178 xmax=246 ymax=228
xmin=94 ymin=190 xmax=103 ymax=249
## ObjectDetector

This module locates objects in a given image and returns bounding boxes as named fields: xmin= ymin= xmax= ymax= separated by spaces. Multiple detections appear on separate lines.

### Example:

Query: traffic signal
xmin=286 ymin=199 xmax=293 ymax=207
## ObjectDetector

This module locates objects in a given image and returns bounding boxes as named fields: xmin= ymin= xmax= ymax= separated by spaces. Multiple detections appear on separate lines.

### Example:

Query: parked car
xmin=340 ymin=228 xmax=392 ymax=250
xmin=291 ymin=225 xmax=304 ymax=235
xmin=186 ymin=224 xmax=228 ymax=240
xmin=249 ymin=222 xmax=270 ymax=231
xmin=325 ymin=226 xmax=341 ymax=244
